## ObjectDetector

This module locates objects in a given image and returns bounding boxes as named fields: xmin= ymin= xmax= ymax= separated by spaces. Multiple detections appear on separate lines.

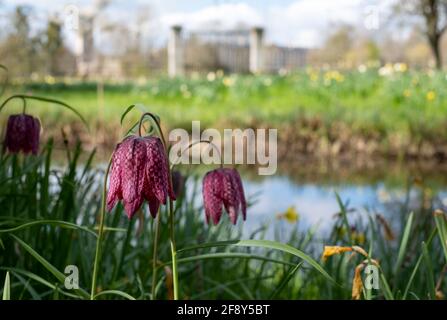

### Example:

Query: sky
xmin=2 ymin=0 xmax=397 ymax=48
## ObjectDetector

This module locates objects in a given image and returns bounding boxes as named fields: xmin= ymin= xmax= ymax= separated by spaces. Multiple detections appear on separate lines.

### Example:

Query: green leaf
xmin=169 ymin=252 xmax=296 ymax=267
xmin=379 ymin=272 xmax=394 ymax=300
xmin=0 ymin=267 xmax=79 ymax=299
xmin=421 ymin=242 xmax=436 ymax=299
xmin=402 ymin=228 xmax=437 ymax=300
xmin=10 ymin=234 xmax=89 ymax=299
xmin=394 ymin=212 xmax=414 ymax=273
xmin=179 ymin=239 xmax=336 ymax=284
xmin=0 ymin=219 xmax=97 ymax=238
xmin=434 ymin=213 xmax=447 ymax=263
xmin=269 ymin=262 xmax=303 ymax=299
xmin=2 ymin=272 xmax=10 ymax=300
xmin=94 ymin=290 xmax=136 ymax=300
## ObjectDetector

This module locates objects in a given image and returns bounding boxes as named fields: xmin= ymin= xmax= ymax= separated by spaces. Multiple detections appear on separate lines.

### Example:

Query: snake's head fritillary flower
xmin=106 ymin=135 xmax=175 ymax=219
xmin=4 ymin=114 xmax=40 ymax=155
xmin=202 ymin=168 xmax=247 ymax=225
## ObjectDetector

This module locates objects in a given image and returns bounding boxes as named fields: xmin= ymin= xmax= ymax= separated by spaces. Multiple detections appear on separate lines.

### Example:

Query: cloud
xmin=158 ymin=0 xmax=385 ymax=48
xmin=160 ymin=3 xmax=263 ymax=31
xmin=3 ymin=0 xmax=394 ymax=48
xmin=268 ymin=0 xmax=364 ymax=47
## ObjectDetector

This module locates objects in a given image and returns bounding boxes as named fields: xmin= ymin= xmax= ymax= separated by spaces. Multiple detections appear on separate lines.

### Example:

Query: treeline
xmin=0 ymin=6 xmax=76 ymax=78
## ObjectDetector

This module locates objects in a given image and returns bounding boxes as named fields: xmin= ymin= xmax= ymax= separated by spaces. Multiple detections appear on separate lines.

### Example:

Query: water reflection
xmin=231 ymin=159 xmax=447 ymax=238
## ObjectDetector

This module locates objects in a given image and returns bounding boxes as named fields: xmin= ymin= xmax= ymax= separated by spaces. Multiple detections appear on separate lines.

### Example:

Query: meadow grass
xmin=9 ymin=68 xmax=447 ymax=142
xmin=0 ymin=138 xmax=446 ymax=300
xmin=1 ymin=68 xmax=447 ymax=300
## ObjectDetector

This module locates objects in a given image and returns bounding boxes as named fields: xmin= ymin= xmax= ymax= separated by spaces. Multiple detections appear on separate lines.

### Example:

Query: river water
xmin=192 ymin=160 xmax=447 ymax=238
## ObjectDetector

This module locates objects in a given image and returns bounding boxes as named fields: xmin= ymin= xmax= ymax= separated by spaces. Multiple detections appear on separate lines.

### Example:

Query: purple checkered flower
xmin=4 ymin=114 xmax=40 ymax=155
xmin=106 ymin=135 xmax=175 ymax=219
xmin=202 ymin=168 xmax=247 ymax=225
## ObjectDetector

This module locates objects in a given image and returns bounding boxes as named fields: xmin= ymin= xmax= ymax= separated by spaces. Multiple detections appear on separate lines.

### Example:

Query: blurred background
xmin=2 ymin=0 xmax=447 ymax=233
xmin=0 ymin=0 xmax=444 ymax=78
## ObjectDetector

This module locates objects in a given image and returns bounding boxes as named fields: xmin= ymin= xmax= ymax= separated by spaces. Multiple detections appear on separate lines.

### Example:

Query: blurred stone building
xmin=169 ymin=26 xmax=308 ymax=76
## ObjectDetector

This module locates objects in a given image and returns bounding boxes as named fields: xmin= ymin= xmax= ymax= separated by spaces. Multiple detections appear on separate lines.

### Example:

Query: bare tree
xmin=397 ymin=0 xmax=447 ymax=69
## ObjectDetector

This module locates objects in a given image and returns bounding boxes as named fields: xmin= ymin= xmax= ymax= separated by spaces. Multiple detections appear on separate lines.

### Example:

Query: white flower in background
xmin=378 ymin=63 xmax=393 ymax=77
xmin=263 ymin=78 xmax=272 ymax=86
xmin=393 ymin=63 xmax=407 ymax=73
xmin=207 ymin=72 xmax=216 ymax=82
xmin=358 ymin=64 xmax=367 ymax=73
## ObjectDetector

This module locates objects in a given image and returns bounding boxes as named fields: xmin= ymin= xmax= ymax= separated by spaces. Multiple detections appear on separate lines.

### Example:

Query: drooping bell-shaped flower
xmin=4 ymin=114 xmax=40 ymax=155
xmin=202 ymin=168 xmax=247 ymax=225
xmin=106 ymin=135 xmax=175 ymax=219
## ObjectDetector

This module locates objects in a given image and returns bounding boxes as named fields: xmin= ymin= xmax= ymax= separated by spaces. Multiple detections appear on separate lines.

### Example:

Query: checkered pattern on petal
xmin=221 ymin=168 xmax=240 ymax=225
xmin=202 ymin=169 xmax=224 ymax=225
xmin=121 ymin=137 xmax=147 ymax=219
xmin=106 ymin=137 xmax=132 ymax=212
xmin=229 ymin=168 xmax=247 ymax=221
xmin=202 ymin=168 xmax=247 ymax=225
xmin=5 ymin=114 xmax=41 ymax=155
xmin=145 ymin=136 xmax=174 ymax=205
xmin=106 ymin=135 xmax=175 ymax=220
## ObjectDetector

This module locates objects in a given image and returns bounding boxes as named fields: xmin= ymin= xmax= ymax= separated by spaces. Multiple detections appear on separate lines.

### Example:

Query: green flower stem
xmin=168 ymin=198 xmax=179 ymax=300
xmin=166 ymin=139 xmax=222 ymax=300
xmin=90 ymin=159 xmax=113 ymax=300
xmin=0 ymin=94 xmax=88 ymax=129
xmin=170 ymin=140 xmax=223 ymax=170
xmin=151 ymin=212 xmax=161 ymax=299
xmin=138 ymin=111 xmax=179 ymax=300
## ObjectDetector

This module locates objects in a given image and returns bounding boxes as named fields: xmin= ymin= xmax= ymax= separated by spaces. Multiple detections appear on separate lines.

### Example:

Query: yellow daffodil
xmin=322 ymin=246 xmax=352 ymax=261
xmin=352 ymin=231 xmax=366 ymax=245
xmin=352 ymin=264 xmax=364 ymax=300
xmin=393 ymin=63 xmax=408 ymax=73
xmin=222 ymin=77 xmax=234 ymax=87
xmin=276 ymin=206 xmax=299 ymax=224
xmin=426 ymin=91 xmax=436 ymax=101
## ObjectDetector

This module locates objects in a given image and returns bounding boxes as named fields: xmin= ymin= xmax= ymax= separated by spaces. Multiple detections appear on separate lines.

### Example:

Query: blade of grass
xmin=166 ymin=252 xmax=296 ymax=267
xmin=2 ymin=272 xmax=10 ymax=300
xmin=179 ymin=239 xmax=336 ymax=284
xmin=269 ymin=262 xmax=303 ymax=299
xmin=394 ymin=212 xmax=414 ymax=273
xmin=421 ymin=241 xmax=436 ymax=299
xmin=10 ymin=234 xmax=89 ymax=299
xmin=93 ymin=290 xmax=136 ymax=300
xmin=0 ymin=219 xmax=97 ymax=238
xmin=434 ymin=213 xmax=447 ymax=263
xmin=402 ymin=228 xmax=436 ymax=299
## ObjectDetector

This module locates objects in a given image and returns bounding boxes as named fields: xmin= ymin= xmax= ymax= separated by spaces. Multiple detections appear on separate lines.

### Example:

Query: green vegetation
xmin=1 ymin=68 xmax=447 ymax=300
xmin=8 ymin=67 xmax=447 ymax=142
xmin=0 ymin=138 xmax=446 ymax=300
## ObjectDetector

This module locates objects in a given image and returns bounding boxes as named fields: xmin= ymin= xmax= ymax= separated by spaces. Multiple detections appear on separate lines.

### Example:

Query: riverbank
xmin=3 ymin=68 xmax=447 ymax=160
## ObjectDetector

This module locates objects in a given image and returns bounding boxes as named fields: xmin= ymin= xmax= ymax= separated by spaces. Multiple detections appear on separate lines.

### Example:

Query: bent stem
xmin=166 ymin=139 xmax=222 ymax=299
xmin=0 ymin=94 xmax=88 ymax=130
xmin=138 ymin=112 xmax=179 ymax=299
xmin=90 ymin=159 xmax=113 ymax=300
xmin=170 ymin=139 xmax=223 ymax=171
